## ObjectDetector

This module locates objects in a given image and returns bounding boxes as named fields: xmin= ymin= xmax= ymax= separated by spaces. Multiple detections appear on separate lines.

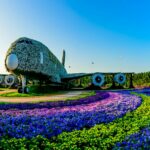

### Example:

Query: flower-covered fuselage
xmin=5 ymin=37 xmax=67 ymax=82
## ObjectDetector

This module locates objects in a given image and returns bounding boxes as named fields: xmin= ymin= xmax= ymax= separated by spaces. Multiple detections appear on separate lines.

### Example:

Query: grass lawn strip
xmin=0 ymin=91 xmax=95 ymax=104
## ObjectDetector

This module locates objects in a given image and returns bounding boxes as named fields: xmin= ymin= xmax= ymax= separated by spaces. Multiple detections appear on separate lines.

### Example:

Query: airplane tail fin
xmin=62 ymin=49 xmax=65 ymax=66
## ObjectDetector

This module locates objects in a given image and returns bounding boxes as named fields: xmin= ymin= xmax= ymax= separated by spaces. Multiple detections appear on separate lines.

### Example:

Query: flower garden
xmin=1 ymin=89 xmax=150 ymax=149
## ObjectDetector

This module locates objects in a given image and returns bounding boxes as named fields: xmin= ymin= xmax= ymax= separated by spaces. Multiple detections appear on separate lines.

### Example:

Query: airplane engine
xmin=4 ymin=75 xmax=15 ymax=86
xmin=114 ymin=73 xmax=126 ymax=84
xmin=0 ymin=76 xmax=4 ymax=84
xmin=92 ymin=73 xmax=105 ymax=87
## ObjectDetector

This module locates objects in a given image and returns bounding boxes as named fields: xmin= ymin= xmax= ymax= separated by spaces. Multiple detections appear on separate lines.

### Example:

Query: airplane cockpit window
xmin=18 ymin=40 xmax=24 ymax=44
xmin=26 ymin=40 xmax=33 ymax=44
xmin=18 ymin=40 xmax=32 ymax=44
xmin=26 ymin=41 xmax=30 ymax=44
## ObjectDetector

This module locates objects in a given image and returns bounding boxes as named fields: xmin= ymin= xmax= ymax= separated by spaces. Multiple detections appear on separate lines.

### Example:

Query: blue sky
xmin=1 ymin=0 xmax=150 ymax=74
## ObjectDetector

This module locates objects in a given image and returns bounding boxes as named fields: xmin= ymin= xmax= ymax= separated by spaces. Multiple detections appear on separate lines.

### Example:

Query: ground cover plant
xmin=0 ymin=90 xmax=143 ymax=149
xmin=0 ymin=92 xmax=44 ymax=97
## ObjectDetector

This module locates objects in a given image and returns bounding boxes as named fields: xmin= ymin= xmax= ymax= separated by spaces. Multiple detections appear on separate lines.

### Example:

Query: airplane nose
xmin=6 ymin=54 xmax=18 ymax=70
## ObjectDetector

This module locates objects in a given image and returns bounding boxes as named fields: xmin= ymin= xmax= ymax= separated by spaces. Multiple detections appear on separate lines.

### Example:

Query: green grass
xmin=0 ymin=92 xmax=40 ymax=97
xmin=0 ymin=88 xmax=9 ymax=91
xmin=0 ymin=91 xmax=66 ymax=97
xmin=0 ymin=91 xmax=95 ymax=103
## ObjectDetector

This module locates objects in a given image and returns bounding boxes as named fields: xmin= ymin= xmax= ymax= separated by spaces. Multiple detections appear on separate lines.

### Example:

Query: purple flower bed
xmin=114 ymin=127 xmax=150 ymax=149
xmin=0 ymin=92 xmax=141 ymax=139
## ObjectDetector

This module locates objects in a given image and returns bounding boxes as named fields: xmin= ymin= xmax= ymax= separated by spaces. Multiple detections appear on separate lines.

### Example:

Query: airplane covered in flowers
xmin=5 ymin=37 xmax=133 ymax=93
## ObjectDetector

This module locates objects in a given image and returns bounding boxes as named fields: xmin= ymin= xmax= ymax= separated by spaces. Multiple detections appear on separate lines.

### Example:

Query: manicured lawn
xmin=0 ymin=92 xmax=43 ymax=97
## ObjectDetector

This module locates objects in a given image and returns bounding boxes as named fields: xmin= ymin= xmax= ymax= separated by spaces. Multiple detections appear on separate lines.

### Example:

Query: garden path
xmin=0 ymin=91 xmax=83 ymax=103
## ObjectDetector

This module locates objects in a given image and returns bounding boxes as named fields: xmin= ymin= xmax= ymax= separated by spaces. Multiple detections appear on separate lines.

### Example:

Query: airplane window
xmin=18 ymin=40 xmax=32 ymax=44
xmin=18 ymin=40 xmax=24 ymax=43
xmin=26 ymin=41 xmax=30 ymax=44
xmin=29 ymin=41 xmax=33 ymax=44
xmin=25 ymin=40 xmax=33 ymax=44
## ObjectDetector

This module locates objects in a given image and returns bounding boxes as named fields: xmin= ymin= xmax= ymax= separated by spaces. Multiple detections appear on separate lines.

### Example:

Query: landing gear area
xmin=18 ymin=86 xmax=29 ymax=94
xmin=17 ymin=73 xmax=134 ymax=94
xmin=18 ymin=75 xmax=29 ymax=94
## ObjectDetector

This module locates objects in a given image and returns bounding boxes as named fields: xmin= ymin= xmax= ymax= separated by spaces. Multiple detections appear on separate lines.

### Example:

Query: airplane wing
xmin=61 ymin=73 xmax=93 ymax=81
xmin=61 ymin=72 xmax=134 ymax=82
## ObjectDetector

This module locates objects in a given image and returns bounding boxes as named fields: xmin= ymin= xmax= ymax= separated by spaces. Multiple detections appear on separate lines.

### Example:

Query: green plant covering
xmin=5 ymin=37 xmax=67 ymax=82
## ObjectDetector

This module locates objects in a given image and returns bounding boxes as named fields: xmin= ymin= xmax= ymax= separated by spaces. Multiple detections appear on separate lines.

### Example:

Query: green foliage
xmin=1 ymin=93 xmax=150 ymax=149
xmin=0 ymin=136 xmax=50 ymax=150
xmin=71 ymin=72 xmax=150 ymax=88
xmin=70 ymin=76 xmax=91 ymax=88
xmin=133 ymin=72 xmax=150 ymax=87
xmin=29 ymin=85 xmax=57 ymax=93
xmin=0 ymin=92 xmax=42 ymax=97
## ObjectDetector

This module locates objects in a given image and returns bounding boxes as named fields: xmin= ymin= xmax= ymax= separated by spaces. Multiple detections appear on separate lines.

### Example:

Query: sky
xmin=1 ymin=0 xmax=150 ymax=74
